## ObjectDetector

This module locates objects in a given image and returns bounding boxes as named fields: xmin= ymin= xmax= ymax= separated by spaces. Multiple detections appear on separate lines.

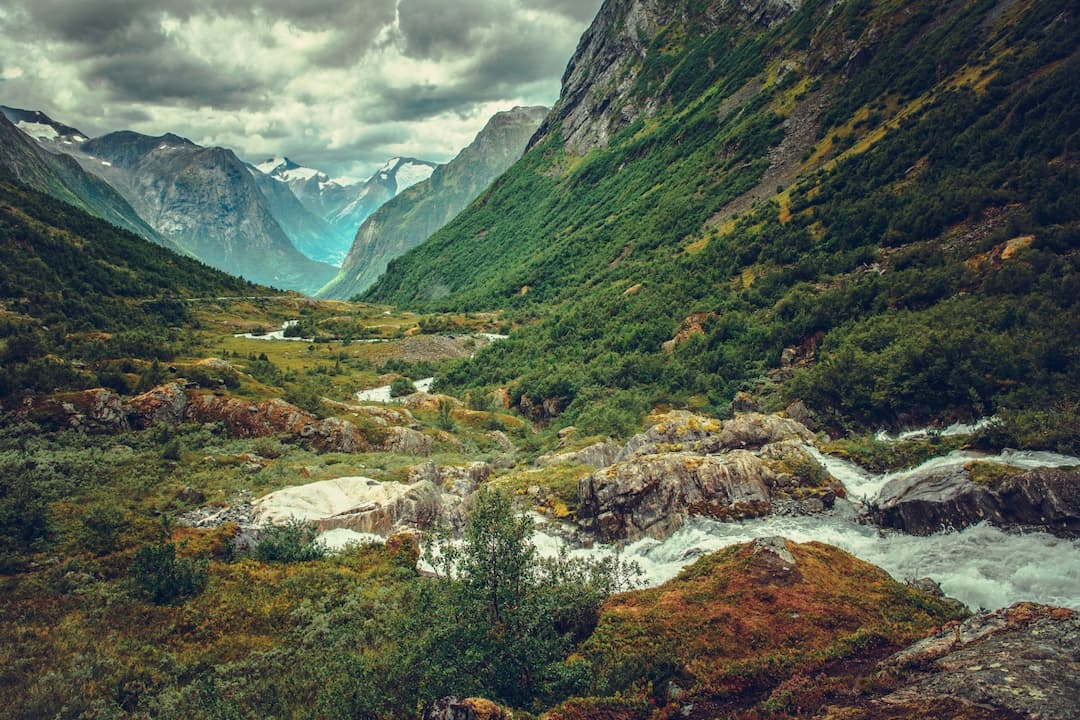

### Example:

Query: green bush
xmin=254 ymin=518 xmax=327 ymax=563
xmin=389 ymin=376 xmax=417 ymax=398
xmin=129 ymin=542 xmax=208 ymax=604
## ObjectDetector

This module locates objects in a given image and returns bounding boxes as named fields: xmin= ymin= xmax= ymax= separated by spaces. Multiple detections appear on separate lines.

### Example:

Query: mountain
xmin=253 ymin=156 xmax=437 ymax=263
xmin=318 ymin=106 xmax=548 ymax=299
xmin=73 ymin=132 xmax=336 ymax=294
xmin=246 ymin=164 xmax=344 ymax=266
xmin=364 ymin=0 xmax=1080 ymax=432
xmin=0 ymin=111 xmax=170 ymax=248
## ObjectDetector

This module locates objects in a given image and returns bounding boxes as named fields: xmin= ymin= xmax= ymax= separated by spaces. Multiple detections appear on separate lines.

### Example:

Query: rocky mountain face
xmin=74 ymin=132 xmax=336 ymax=294
xmin=364 ymin=0 xmax=1079 ymax=433
xmin=319 ymin=106 xmax=548 ymax=299
xmin=0 ymin=111 xmax=171 ymax=249
xmin=253 ymin=156 xmax=437 ymax=264
xmin=246 ymin=166 xmax=344 ymax=266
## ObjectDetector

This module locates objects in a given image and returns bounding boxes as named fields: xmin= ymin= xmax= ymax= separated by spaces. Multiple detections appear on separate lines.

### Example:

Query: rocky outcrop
xmin=838 ymin=603 xmax=1080 ymax=720
xmin=254 ymin=477 xmax=444 ymax=535
xmin=381 ymin=426 xmax=434 ymax=456
xmin=576 ymin=412 xmax=829 ymax=541
xmin=579 ymin=451 xmax=773 ymax=540
xmin=872 ymin=463 xmax=1080 ymax=538
xmin=615 ymin=411 xmax=814 ymax=460
xmin=407 ymin=462 xmax=493 ymax=497
xmin=127 ymin=382 xmax=189 ymax=426
xmin=537 ymin=440 xmax=622 ymax=468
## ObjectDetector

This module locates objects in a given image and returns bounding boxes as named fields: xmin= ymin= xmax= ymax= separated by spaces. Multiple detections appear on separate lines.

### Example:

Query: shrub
xmin=389 ymin=376 xmax=417 ymax=398
xmin=129 ymin=542 xmax=207 ymax=604
xmin=254 ymin=518 xmax=327 ymax=563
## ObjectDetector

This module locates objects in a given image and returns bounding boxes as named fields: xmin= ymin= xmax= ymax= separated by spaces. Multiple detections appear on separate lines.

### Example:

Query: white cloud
xmin=0 ymin=0 xmax=603 ymax=178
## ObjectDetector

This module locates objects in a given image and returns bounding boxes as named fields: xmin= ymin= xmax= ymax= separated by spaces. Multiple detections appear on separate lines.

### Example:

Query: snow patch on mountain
xmin=393 ymin=160 xmax=435 ymax=192
xmin=15 ymin=121 xmax=59 ymax=140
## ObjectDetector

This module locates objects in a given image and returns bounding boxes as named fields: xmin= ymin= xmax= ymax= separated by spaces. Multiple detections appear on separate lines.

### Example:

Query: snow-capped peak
xmin=255 ymin=156 xmax=329 ymax=184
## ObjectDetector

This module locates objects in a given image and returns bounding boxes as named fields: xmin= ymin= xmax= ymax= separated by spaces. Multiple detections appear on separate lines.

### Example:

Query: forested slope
xmin=365 ymin=0 xmax=1079 ymax=433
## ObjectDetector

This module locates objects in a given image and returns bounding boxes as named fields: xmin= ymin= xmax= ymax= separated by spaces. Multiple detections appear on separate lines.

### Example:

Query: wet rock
xmin=873 ymin=464 xmax=1080 ymax=537
xmin=577 ymin=451 xmax=773 ymax=541
xmin=853 ymin=603 xmax=1080 ymax=720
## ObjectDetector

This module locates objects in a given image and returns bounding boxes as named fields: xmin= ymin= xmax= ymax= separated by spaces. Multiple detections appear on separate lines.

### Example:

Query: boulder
xmin=253 ymin=477 xmax=443 ymax=535
xmin=577 ymin=451 xmax=773 ymax=541
xmin=382 ymin=426 xmax=434 ymax=456
xmin=407 ymin=462 xmax=493 ymax=497
xmin=537 ymin=440 xmax=622 ymax=468
xmin=842 ymin=603 xmax=1080 ymax=720
xmin=615 ymin=411 xmax=814 ymax=460
xmin=872 ymin=463 xmax=1080 ymax=537
xmin=128 ymin=382 xmax=188 ymax=426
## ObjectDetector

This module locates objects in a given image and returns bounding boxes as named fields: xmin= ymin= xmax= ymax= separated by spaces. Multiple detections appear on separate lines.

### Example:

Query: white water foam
xmin=535 ymin=445 xmax=1080 ymax=612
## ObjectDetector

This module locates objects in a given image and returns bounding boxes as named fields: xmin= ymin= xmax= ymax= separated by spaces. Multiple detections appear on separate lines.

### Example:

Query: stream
xmin=533 ymin=447 xmax=1080 ymax=612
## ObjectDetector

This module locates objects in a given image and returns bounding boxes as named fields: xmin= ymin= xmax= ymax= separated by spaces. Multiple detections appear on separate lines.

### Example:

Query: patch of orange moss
xmin=580 ymin=541 xmax=966 ymax=710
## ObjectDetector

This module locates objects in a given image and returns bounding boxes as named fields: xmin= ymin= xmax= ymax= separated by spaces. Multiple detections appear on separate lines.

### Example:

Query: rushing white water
xmin=534 ymin=445 xmax=1080 ymax=612
xmin=874 ymin=417 xmax=996 ymax=442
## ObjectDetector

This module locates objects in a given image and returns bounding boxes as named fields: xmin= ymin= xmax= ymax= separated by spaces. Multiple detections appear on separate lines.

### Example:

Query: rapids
xmin=533 ymin=446 xmax=1080 ymax=612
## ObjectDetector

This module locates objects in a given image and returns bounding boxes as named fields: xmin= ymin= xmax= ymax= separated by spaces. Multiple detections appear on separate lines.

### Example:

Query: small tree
xmin=129 ymin=542 xmax=207 ymax=604
xmin=412 ymin=489 xmax=640 ymax=710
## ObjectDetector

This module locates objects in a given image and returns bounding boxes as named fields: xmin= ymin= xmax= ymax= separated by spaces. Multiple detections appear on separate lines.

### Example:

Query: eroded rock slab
xmin=254 ymin=476 xmax=443 ymax=535
xmin=837 ymin=603 xmax=1080 ymax=720
xmin=873 ymin=464 xmax=1080 ymax=537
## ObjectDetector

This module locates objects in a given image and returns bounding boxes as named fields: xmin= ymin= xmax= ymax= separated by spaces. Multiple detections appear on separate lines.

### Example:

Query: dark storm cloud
xmin=396 ymin=0 xmax=497 ymax=60
xmin=87 ymin=53 xmax=262 ymax=109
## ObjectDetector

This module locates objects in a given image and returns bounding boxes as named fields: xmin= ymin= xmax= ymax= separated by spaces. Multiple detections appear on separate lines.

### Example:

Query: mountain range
xmin=251 ymin=155 xmax=438 ymax=265
xmin=318 ymin=105 xmax=549 ymax=299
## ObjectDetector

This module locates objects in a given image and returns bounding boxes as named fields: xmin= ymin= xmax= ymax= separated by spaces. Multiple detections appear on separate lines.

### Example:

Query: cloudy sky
xmin=0 ymin=0 xmax=602 ymax=180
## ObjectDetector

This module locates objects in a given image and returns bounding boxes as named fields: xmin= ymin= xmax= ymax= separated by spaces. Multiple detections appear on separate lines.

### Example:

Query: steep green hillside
xmin=366 ymin=0 xmax=1079 ymax=433
xmin=0 ymin=172 xmax=265 ymax=395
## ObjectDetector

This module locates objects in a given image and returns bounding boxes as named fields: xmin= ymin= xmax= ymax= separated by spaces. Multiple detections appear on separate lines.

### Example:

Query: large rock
xmin=577 ymin=451 xmax=773 ymax=541
xmin=615 ymin=411 xmax=814 ymax=461
xmin=254 ymin=477 xmax=443 ymax=535
xmin=873 ymin=463 xmax=1080 ymax=537
xmin=381 ymin=426 xmax=434 ymax=456
xmin=537 ymin=440 xmax=623 ymax=468
xmin=127 ymin=382 xmax=188 ymax=426
xmin=835 ymin=603 xmax=1080 ymax=720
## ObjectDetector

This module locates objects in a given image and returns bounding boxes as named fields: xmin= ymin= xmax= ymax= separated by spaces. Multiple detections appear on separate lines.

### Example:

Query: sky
xmin=0 ymin=0 xmax=603 ymax=181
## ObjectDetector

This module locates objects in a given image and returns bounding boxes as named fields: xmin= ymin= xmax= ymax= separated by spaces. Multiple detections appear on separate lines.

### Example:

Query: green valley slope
xmin=0 ymin=172 xmax=266 ymax=395
xmin=365 ymin=0 xmax=1080 ymax=433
